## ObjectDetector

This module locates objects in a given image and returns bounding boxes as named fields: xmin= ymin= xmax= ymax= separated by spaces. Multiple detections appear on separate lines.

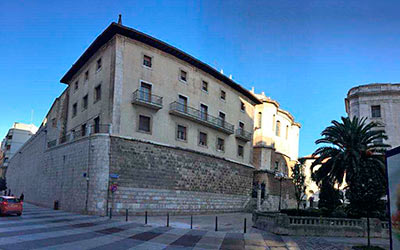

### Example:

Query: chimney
xmin=251 ymin=87 xmax=255 ymax=93
xmin=220 ymin=69 xmax=224 ymax=74
xmin=229 ymin=74 xmax=232 ymax=79
xmin=118 ymin=14 xmax=122 ymax=25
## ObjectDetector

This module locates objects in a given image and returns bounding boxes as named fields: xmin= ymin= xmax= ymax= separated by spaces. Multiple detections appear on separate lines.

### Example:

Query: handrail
xmin=132 ymin=89 xmax=163 ymax=106
xmin=169 ymin=101 xmax=234 ymax=133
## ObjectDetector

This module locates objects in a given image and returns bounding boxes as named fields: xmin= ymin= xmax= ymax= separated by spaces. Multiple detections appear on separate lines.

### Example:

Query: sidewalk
xmin=112 ymin=212 xmax=256 ymax=233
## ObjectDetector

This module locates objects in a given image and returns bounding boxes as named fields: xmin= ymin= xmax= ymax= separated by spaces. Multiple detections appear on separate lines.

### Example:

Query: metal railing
xmin=288 ymin=216 xmax=363 ymax=227
xmin=169 ymin=102 xmax=234 ymax=134
xmin=47 ymin=124 xmax=111 ymax=148
xmin=132 ymin=89 xmax=163 ymax=108
xmin=47 ymin=140 xmax=57 ymax=148
xmin=235 ymin=128 xmax=252 ymax=141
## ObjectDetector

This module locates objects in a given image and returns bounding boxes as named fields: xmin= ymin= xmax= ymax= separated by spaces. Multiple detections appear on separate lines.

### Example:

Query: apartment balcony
xmin=169 ymin=101 xmax=234 ymax=134
xmin=132 ymin=89 xmax=163 ymax=110
xmin=235 ymin=128 xmax=252 ymax=142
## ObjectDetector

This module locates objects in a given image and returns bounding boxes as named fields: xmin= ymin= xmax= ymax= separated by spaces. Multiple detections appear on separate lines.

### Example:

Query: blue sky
xmin=1 ymin=0 xmax=399 ymax=156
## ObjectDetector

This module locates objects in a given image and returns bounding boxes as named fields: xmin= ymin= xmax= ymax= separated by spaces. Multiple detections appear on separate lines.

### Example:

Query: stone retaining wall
xmin=108 ymin=136 xmax=254 ymax=214
xmin=253 ymin=211 xmax=390 ymax=238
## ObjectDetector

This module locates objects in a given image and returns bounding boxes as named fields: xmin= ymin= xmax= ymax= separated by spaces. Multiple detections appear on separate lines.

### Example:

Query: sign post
xmin=386 ymin=146 xmax=400 ymax=250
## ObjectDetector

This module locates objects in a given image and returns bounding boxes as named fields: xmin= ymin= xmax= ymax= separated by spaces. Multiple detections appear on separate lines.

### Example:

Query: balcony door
xmin=200 ymin=104 xmax=208 ymax=121
xmin=178 ymin=95 xmax=188 ymax=112
xmin=219 ymin=112 xmax=225 ymax=127
xmin=140 ymin=82 xmax=152 ymax=102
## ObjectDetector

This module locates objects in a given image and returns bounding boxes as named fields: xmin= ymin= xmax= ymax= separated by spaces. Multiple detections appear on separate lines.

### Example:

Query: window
xmin=177 ymin=125 xmax=187 ymax=141
xmin=202 ymin=81 xmax=208 ymax=92
xmin=94 ymin=117 xmax=100 ymax=133
xmin=218 ymin=112 xmax=225 ymax=127
xmin=220 ymin=90 xmax=226 ymax=101
xmin=94 ymin=85 xmax=101 ymax=102
xmin=257 ymin=112 xmax=262 ymax=128
xmin=82 ymin=94 xmax=88 ymax=110
xmin=272 ymin=114 xmax=276 ymax=131
xmin=240 ymin=101 xmax=245 ymax=112
xmin=199 ymin=132 xmax=207 ymax=146
xmin=276 ymin=120 xmax=281 ymax=136
xmin=140 ymin=82 xmax=152 ymax=102
xmin=96 ymin=58 xmax=102 ymax=71
xmin=178 ymin=95 xmax=188 ymax=112
xmin=6 ymin=145 xmax=11 ymax=150
xmin=239 ymin=121 xmax=244 ymax=130
xmin=72 ymin=103 xmax=77 ymax=117
xmin=286 ymin=125 xmax=289 ymax=140
xmin=180 ymin=70 xmax=187 ymax=82
xmin=217 ymin=138 xmax=224 ymax=151
xmin=84 ymin=70 xmax=89 ymax=81
xmin=7 ymin=135 xmax=12 ymax=140
xmin=274 ymin=161 xmax=279 ymax=171
xmin=81 ymin=123 xmax=87 ymax=136
xmin=143 ymin=55 xmax=152 ymax=68
xmin=138 ymin=115 xmax=151 ymax=133
xmin=238 ymin=145 xmax=244 ymax=157
xmin=371 ymin=105 xmax=381 ymax=118
xmin=200 ymin=104 xmax=208 ymax=120
xmin=52 ymin=118 xmax=57 ymax=128
xmin=74 ymin=81 xmax=79 ymax=91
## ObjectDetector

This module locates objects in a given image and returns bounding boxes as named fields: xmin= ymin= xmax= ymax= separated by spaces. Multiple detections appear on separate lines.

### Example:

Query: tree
xmin=311 ymin=116 xmax=389 ymax=247
xmin=346 ymin=165 xmax=387 ymax=247
xmin=0 ymin=178 xmax=6 ymax=192
xmin=311 ymin=116 xmax=388 ymax=187
xmin=291 ymin=159 xmax=306 ymax=211
xmin=317 ymin=179 xmax=342 ymax=214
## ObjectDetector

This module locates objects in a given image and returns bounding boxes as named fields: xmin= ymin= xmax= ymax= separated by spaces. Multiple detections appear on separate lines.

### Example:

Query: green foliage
xmin=291 ymin=159 xmax=307 ymax=210
xmin=0 ymin=178 xmax=6 ymax=191
xmin=346 ymin=166 xmax=387 ymax=217
xmin=311 ymin=116 xmax=389 ymax=187
xmin=318 ymin=179 xmax=343 ymax=214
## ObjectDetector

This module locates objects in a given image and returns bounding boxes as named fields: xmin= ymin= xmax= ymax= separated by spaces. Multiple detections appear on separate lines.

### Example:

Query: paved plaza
xmin=0 ymin=203 xmax=389 ymax=250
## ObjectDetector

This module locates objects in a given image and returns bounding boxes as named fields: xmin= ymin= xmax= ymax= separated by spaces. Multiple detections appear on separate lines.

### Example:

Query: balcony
xmin=132 ymin=89 xmax=163 ymax=110
xmin=169 ymin=102 xmax=234 ymax=134
xmin=235 ymin=128 xmax=252 ymax=142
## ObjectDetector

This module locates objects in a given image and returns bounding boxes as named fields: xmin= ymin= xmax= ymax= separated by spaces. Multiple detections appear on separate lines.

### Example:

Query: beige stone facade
xmin=6 ymin=21 xmax=300 ymax=214
xmin=252 ymin=92 xmax=300 ymax=174
xmin=345 ymin=83 xmax=400 ymax=148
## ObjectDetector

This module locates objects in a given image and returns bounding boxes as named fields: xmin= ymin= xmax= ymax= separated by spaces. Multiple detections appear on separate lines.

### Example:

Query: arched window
xmin=286 ymin=125 xmax=289 ymax=140
xmin=276 ymin=120 xmax=281 ymax=136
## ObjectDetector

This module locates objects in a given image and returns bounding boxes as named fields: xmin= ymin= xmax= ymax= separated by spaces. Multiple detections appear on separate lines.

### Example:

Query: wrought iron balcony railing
xmin=169 ymin=101 xmax=234 ymax=134
xmin=48 ymin=124 xmax=112 ymax=148
xmin=235 ymin=128 xmax=252 ymax=141
xmin=132 ymin=89 xmax=163 ymax=110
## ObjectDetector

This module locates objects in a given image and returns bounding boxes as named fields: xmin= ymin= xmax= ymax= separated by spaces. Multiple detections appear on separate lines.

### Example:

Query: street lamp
xmin=274 ymin=171 xmax=286 ymax=211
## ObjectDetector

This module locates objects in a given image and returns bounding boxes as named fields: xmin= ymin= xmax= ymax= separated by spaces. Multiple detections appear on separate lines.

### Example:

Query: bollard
xmin=215 ymin=216 xmax=218 ymax=232
xmin=125 ymin=209 xmax=128 ymax=222
xmin=109 ymin=208 xmax=112 ymax=219
xmin=145 ymin=211 xmax=148 ymax=224
xmin=167 ymin=213 xmax=169 ymax=227
xmin=190 ymin=215 xmax=193 ymax=229
xmin=244 ymin=218 xmax=247 ymax=234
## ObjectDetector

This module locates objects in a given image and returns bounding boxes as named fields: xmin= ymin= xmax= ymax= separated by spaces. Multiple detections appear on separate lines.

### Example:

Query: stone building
xmin=345 ymin=83 xmax=400 ymax=148
xmin=251 ymin=92 xmax=301 ymax=211
xmin=6 ymin=21 xmax=300 ymax=215
xmin=0 ymin=122 xmax=38 ymax=178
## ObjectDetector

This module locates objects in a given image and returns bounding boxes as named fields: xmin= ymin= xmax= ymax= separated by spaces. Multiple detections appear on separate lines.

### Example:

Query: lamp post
xmin=274 ymin=171 xmax=286 ymax=211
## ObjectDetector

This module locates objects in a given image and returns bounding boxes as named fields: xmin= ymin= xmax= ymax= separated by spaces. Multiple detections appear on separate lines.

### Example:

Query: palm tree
xmin=311 ymin=116 xmax=389 ymax=187
xmin=311 ymin=116 xmax=389 ymax=247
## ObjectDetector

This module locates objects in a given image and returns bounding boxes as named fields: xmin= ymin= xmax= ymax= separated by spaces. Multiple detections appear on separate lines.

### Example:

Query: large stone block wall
xmin=6 ymin=130 xmax=110 ymax=214
xmin=108 ymin=136 xmax=254 ymax=214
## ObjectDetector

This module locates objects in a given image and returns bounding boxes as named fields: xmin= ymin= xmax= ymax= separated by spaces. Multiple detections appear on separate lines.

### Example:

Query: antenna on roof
xmin=118 ymin=14 xmax=122 ymax=25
